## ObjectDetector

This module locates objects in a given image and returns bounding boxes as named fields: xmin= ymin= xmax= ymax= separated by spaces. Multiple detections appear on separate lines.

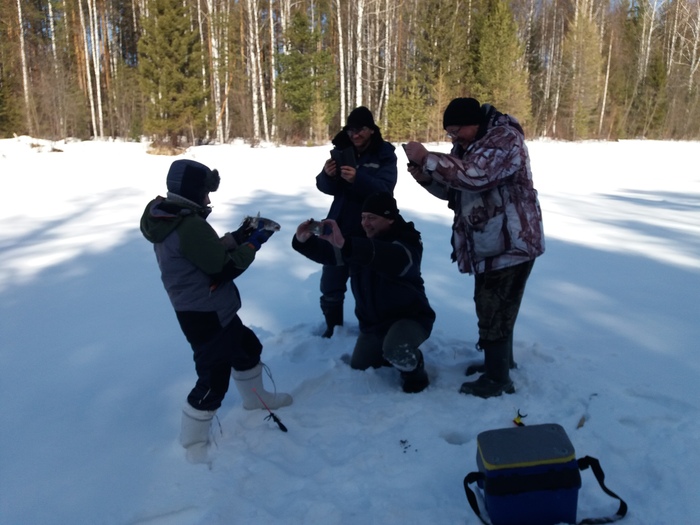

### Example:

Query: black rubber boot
xmin=465 ymin=334 xmax=517 ymax=375
xmin=460 ymin=339 xmax=514 ymax=398
xmin=400 ymin=351 xmax=430 ymax=393
xmin=320 ymin=299 xmax=343 ymax=338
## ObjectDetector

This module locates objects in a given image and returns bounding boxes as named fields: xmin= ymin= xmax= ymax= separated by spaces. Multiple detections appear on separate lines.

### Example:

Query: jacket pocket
xmin=472 ymin=213 xmax=506 ymax=260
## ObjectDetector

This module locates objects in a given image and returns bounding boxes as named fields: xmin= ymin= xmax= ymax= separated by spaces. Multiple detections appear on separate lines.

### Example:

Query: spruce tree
xmin=471 ymin=0 xmax=531 ymax=126
xmin=560 ymin=15 xmax=604 ymax=140
xmin=412 ymin=0 xmax=471 ymax=102
xmin=276 ymin=10 xmax=336 ymax=143
xmin=138 ymin=0 xmax=205 ymax=147
xmin=386 ymin=73 xmax=429 ymax=141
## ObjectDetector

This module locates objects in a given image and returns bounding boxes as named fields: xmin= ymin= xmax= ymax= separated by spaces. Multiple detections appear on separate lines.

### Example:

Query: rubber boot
xmin=320 ymin=298 xmax=343 ymax=338
xmin=465 ymin=334 xmax=517 ymax=375
xmin=400 ymin=351 xmax=430 ymax=394
xmin=180 ymin=403 xmax=216 ymax=464
xmin=460 ymin=339 xmax=515 ymax=398
xmin=232 ymin=362 xmax=293 ymax=410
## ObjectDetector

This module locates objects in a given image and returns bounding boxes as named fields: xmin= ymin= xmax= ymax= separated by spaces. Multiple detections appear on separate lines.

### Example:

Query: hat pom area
xmin=442 ymin=97 xmax=482 ymax=128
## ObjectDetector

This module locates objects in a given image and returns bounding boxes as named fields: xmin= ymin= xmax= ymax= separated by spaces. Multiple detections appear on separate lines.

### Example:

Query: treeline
xmin=1 ymin=0 xmax=699 ymax=146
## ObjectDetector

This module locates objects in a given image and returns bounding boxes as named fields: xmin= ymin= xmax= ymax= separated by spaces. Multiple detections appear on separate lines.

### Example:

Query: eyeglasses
xmin=346 ymin=126 xmax=369 ymax=137
xmin=445 ymin=126 xmax=462 ymax=139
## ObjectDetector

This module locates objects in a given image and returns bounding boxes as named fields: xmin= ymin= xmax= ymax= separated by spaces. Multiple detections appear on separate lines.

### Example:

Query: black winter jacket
xmin=316 ymin=130 xmax=397 ymax=237
xmin=292 ymin=218 xmax=435 ymax=336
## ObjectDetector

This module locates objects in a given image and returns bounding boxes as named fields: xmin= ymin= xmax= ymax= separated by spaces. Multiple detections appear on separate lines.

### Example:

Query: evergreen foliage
xmin=386 ymin=74 xmax=429 ymax=141
xmin=137 ymin=0 xmax=205 ymax=147
xmin=561 ymin=15 xmax=604 ymax=140
xmin=470 ymin=0 xmax=531 ymax=128
xmin=276 ymin=10 xmax=336 ymax=144
xmin=3 ymin=0 xmax=700 ymax=143
xmin=412 ymin=0 xmax=472 ymax=103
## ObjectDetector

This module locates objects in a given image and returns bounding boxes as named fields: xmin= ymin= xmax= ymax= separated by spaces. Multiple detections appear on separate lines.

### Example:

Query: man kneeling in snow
xmin=140 ymin=159 xmax=292 ymax=463
xmin=292 ymin=192 xmax=435 ymax=393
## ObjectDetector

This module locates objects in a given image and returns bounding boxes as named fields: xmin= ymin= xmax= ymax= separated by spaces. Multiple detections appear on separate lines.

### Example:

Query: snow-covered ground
xmin=1 ymin=136 xmax=698 ymax=524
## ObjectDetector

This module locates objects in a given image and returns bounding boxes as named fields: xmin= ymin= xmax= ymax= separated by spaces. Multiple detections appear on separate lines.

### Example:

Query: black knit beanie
xmin=345 ymin=106 xmax=377 ymax=131
xmin=442 ymin=98 xmax=482 ymax=128
xmin=362 ymin=192 xmax=398 ymax=220
xmin=166 ymin=159 xmax=220 ymax=205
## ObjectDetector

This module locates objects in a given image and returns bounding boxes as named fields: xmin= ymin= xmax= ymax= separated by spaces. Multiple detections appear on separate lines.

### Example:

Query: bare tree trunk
xmin=250 ymin=0 xmax=269 ymax=141
xmin=599 ymin=34 xmax=612 ymax=136
xmin=87 ymin=0 xmax=105 ymax=138
xmin=335 ymin=0 xmax=347 ymax=124
xmin=551 ymin=16 xmax=565 ymax=137
xmin=196 ymin=0 xmax=210 ymax=142
xmin=16 ymin=0 xmax=33 ymax=134
xmin=280 ymin=0 xmax=290 ymax=53
xmin=47 ymin=0 xmax=66 ymax=136
xmin=377 ymin=0 xmax=394 ymax=124
xmin=269 ymin=0 xmax=278 ymax=141
xmin=638 ymin=0 xmax=660 ymax=85
xmin=688 ymin=1 xmax=700 ymax=93
xmin=245 ymin=0 xmax=262 ymax=142
xmin=223 ymin=0 xmax=231 ymax=142
xmin=206 ymin=0 xmax=225 ymax=143
xmin=355 ymin=0 xmax=365 ymax=106
xmin=78 ymin=0 xmax=98 ymax=137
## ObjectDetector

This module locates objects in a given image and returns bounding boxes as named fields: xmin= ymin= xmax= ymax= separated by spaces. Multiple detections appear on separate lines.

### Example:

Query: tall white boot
xmin=179 ymin=403 xmax=216 ymax=464
xmin=232 ymin=363 xmax=293 ymax=410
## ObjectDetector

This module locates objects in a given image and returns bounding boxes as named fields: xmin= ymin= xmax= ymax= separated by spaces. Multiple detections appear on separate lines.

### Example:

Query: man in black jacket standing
xmin=315 ymin=107 xmax=398 ymax=338
xmin=293 ymin=192 xmax=434 ymax=393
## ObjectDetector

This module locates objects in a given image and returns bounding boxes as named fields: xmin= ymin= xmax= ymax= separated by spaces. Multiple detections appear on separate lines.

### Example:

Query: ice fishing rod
xmin=251 ymin=388 xmax=288 ymax=432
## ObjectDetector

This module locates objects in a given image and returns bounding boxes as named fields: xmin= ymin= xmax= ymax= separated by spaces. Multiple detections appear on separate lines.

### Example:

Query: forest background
xmin=2 ymin=0 xmax=699 ymax=146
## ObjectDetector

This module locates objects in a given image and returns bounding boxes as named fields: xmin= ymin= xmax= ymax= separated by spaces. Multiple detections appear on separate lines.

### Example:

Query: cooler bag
xmin=464 ymin=423 xmax=627 ymax=525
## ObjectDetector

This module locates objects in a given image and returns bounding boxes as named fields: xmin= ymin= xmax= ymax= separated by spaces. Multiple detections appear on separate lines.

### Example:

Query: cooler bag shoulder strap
xmin=577 ymin=456 xmax=628 ymax=524
xmin=464 ymin=471 xmax=491 ymax=525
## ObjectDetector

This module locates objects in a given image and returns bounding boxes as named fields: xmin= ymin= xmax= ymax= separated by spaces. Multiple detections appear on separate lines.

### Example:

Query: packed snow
xmin=0 ymin=136 xmax=698 ymax=525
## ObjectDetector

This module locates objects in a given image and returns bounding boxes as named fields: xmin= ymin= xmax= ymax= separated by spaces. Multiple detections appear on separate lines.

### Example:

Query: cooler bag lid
xmin=477 ymin=423 xmax=576 ymax=471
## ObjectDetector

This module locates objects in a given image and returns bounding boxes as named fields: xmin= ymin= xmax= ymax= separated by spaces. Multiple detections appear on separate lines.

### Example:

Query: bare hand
xmin=318 ymin=219 xmax=345 ymax=248
xmin=339 ymin=165 xmax=356 ymax=183
xmin=295 ymin=220 xmax=315 ymax=242
xmin=404 ymin=141 xmax=428 ymax=166
xmin=324 ymin=159 xmax=337 ymax=177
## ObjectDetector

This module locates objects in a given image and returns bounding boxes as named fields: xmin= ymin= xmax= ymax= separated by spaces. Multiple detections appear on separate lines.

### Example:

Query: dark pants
xmin=473 ymin=260 xmax=535 ymax=345
xmin=320 ymin=263 xmax=349 ymax=304
xmin=187 ymin=315 xmax=262 ymax=411
xmin=350 ymin=319 xmax=429 ymax=371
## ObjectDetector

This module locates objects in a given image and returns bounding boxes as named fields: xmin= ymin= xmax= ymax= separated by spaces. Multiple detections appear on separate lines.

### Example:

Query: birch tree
xmin=16 ymin=0 xmax=32 ymax=134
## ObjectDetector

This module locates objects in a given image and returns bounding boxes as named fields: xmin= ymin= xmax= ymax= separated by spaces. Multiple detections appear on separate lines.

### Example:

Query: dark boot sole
xmin=459 ymin=381 xmax=515 ymax=398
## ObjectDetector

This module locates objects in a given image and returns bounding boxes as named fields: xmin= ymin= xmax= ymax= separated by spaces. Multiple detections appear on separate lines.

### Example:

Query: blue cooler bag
xmin=464 ymin=424 xmax=627 ymax=525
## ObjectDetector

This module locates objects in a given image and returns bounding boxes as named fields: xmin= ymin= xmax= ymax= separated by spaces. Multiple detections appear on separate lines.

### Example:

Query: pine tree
xmin=138 ymin=0 xmax=205 ymax=148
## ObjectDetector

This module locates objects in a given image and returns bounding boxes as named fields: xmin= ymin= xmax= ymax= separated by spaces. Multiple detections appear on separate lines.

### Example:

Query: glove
xmin=230 ymin=221 xmax=252 ymax=247
xmin=232 ymin=214 xmax=280 ymax=248
xmin=247 ymin=220 xmax=275 ymax=250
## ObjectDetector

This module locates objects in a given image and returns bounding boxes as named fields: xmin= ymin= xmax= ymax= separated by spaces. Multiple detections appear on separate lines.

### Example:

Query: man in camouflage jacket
xmin=404 ymin=97 xmax=545 ymax=398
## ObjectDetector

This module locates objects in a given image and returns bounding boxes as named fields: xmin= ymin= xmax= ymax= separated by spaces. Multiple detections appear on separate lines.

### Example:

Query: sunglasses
xmin=346 ymin=126 xmax=369 ymax=136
